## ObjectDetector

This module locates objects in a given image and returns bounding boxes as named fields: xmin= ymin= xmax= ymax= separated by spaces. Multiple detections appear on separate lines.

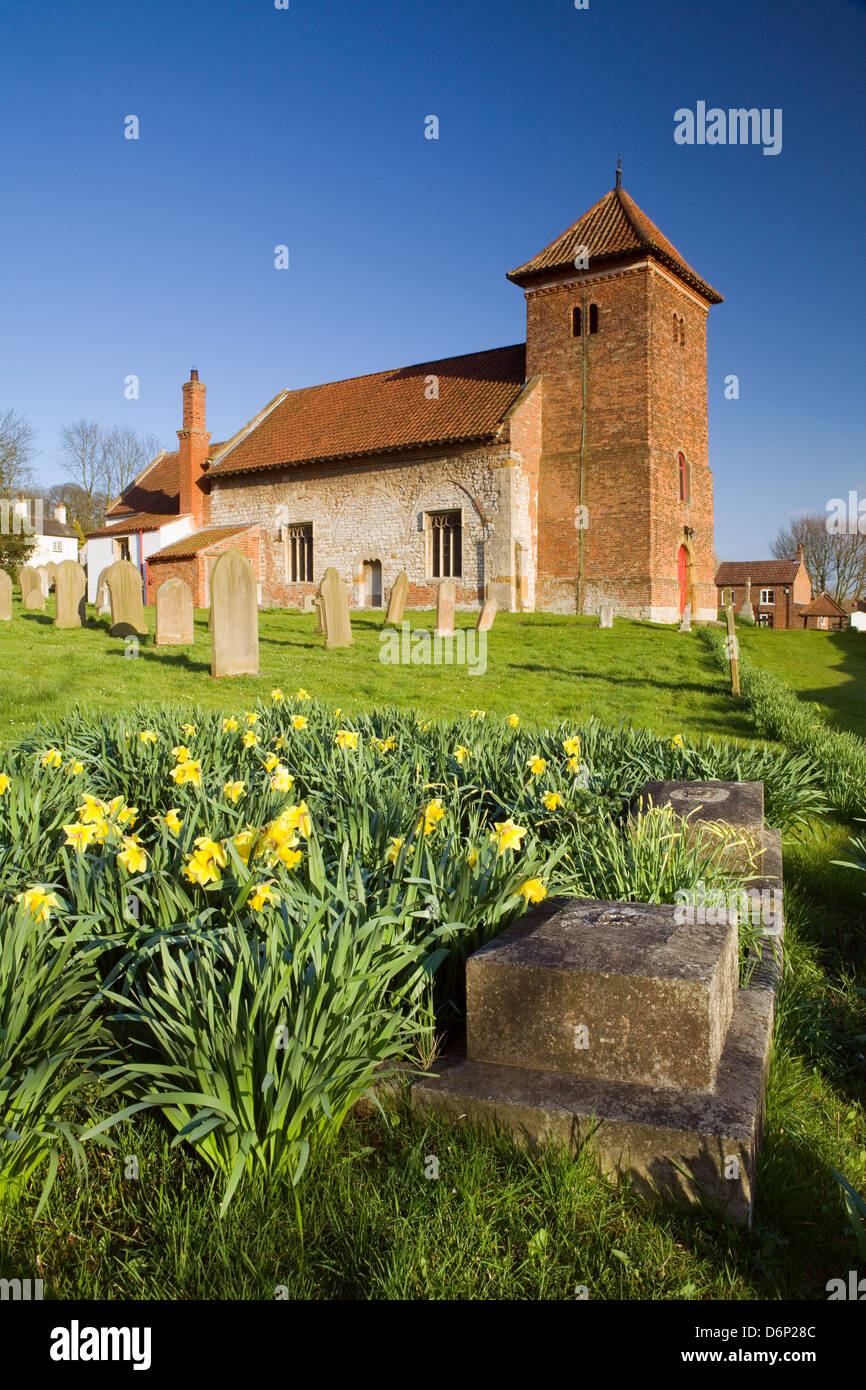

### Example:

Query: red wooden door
xmin=677 ymin=546 xmax=688 ymax=616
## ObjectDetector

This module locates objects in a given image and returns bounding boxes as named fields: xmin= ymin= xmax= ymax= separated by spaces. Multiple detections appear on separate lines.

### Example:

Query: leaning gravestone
xmin=435 ymin=578 xmax=456 ymax=637
xmin=103 ymin=560 xmax=148 ymax=637
xmin=155 ymin=577 xmax=194 ymax=646
xmin=679 ymin=602 xmax=692 ymax=633
xmin=599 ymin=604 xmax=614 ymax=629
xmin=0 ymin=570 xmax=12 ymax=621
xmin=314 ymin=593 xmax=326 ymax=635
xmin=476 ymin=596 xmax=498 ymax=632
xmin=384 ymin=570 xmax=409 ymax=627
xmin=319 ymin=567 xmax=353 ymax=650
xmin=210 ymin=548 xmax=259 ymax=677
xmin=54 ymin=559 xmax=87 ymax=629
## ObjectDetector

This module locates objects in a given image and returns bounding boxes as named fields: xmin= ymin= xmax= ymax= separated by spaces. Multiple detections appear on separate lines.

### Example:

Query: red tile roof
xmin=507 ymin=184 xmax=723 ymax=304
xmin=715 ymin=560 xmax=802 ymax=586
xmin=147 ymin=525 xmax=255 ymax=560
xmin=799 ymin=591 xmax=847 ymax=617
xmin=208 ymin=344 xmax=527 ymax=479
xmin=86 ymin=512 xmax=180 ymax=538
xmin=105 ymin=451 xmax=182 ymax=520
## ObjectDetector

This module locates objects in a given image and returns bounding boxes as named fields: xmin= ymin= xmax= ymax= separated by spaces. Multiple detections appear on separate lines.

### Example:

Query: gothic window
xmin=572 ymin=306 xmax=582 ymax=338
xmin=589 ymin=303 xmax=599 ymax=334
xmin=677 ymin=451 xmax=690 ymax=503
xmin=428 ymin=510 xmax=462 ymax=578
xmin=285 ymin=523 xmax=313 ymax=582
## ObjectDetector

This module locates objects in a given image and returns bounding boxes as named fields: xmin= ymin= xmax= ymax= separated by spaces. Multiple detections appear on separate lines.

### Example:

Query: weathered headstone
xmin=434 ymin=578 xmax=456 ymax=637
xmin=54 ymin=559 xmax=87 ymax=629
xmin=301 ymin=593 xmax=317 ymax=614
xmin=95 ymin=568 xmax=112 ymax=615
xmin=314 ymin=593 xmax=326 ymax=635
xmin=19 ymin=565 xmax=41 ymax=604
xmin=319 ymin=567 xmax=353 ymax=650
xmin=210 ymin=548 xmax=259 ymax=677
xmin=24 ymin=588 xmax=46 ymax=611
xmin=599 ymin=604 xmax=614 ymax=629
xmin=384 ymin=571 xmax=409 ymax=627
xmin=103 ymin=560 xmax=147 ymax=637
xmin=0 ymin=570 xmax=12 ymax=620
xmin=45 ymin=561 xmax=58 ymax=591
xmin=740 ymin=577 xmax=755 ymax=624
xmin=36 ymin=567 xmax=50 ymax=597
xmin=155 ymin=577 xmax=194 ymax=646
xmin=679 ymin=602 xmax=692 ymax=633
xmin=476 ymin=595 xmax=498 ymax=632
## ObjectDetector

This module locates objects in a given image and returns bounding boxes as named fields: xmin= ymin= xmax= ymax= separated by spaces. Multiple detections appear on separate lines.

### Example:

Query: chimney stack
xmin=54 ymin=502 xmax=67 ymax=525
xmin=177 ymin=367 xmax=211 ymax=529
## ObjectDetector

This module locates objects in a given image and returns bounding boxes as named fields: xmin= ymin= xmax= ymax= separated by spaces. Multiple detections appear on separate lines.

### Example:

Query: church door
xmin=362 ymin=560 xmax=382 ymax=608
xmin=677 ymin=545 xmax=689 ymax=617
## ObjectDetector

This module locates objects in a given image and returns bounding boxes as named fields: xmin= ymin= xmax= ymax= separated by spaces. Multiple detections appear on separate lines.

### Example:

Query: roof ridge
xmin=275 ymin=343 xmax=526 ymax=398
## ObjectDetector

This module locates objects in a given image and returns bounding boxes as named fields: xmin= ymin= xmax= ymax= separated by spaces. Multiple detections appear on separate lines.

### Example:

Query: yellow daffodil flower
xmin=245 ymin=712 xmax=258 ymax=726
xmin=63 ymin=822 xmax=95 ymax=852
xmin=416 ymin=798 xmax=445 ymax=836
xmin=193 ymin=836 xmax=227 ymax=868
xmin=222 ymin=717 xmax=239 ymax=733
xmin=224 ymin=780 xmax=246 ymax=804
xmin=469 ymin=709 xmax=486 ymax=720
xmin=117 ymin=837 xmax=147 ymax=874
xmin=271 ymin=689 xmax=284 ymax=703
xmin=296 ymin=689 xmax=310 ymax=701
xmin=169 ymin=760 xmax=202 ymax=787
xmin=670 ymin=733 xmax=685 ymax=748
xmin=508 ymin=714 xmax=520 ymax=728
xmin=250 ymin=882 xmax=279 ymax=912
xmin=242 ymin=732 xmax=259 ymax=749
xmin=566 ymin=756 xmax=581 ymax=774
xmin=40 ymin=748 xmax=62 ymax=769
xmin=264 ymin=753 xmax=280 ymax=772
xmin=139 ymin=730 xmax=158 ymax=745
xmin=454 ymin=746 xmax=469 ymax=764
xmin=466 ymin=847 xmax=478 ymax=869
xmin=182 ymin=723 xmax=197 ymax=739
xmin=527 ymin=756 xmax=547 ymax=776
xmin=184 ymin=854 xmax=221 ymax=887
xmin=0 ymin=774 xmax=10 ymax=795
xmin=232 ymin=830 xmax=257 ymax=864
xmin=164 ymin=809 xmax=183 ymax=834
xmin=16 ymin=887 xmax=60 ymax=922
xmin=543 ymin=791 xmax=563 ymax=811
xmin=386 ymin=836 xmax=404 ymax=864
xmin=271 ymin=765 xmax=294 ymax=793
xmin=292 ymin=715 xmax=308 ymax=731
xmin=489 ymin=819 xmax=527 ymax=855
xmin=172 ymin=745 xmax=191 ymax=764
xmin=519 ymin=878 xmax=547 ymax=904
xmin=562 ymin=736 xmax=581 ymax=757
xmin=335 ymin=729 xmax=359 ymax=751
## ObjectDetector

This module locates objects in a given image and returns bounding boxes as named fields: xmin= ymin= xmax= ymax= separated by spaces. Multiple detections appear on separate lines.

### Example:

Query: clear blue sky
xmin=1 ymin=0 xmax=864 ymax=559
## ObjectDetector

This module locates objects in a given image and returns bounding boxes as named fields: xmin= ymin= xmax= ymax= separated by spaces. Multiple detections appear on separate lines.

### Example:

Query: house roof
xmin=799 ymin=591 xmax=848 ymax=617
xmin=86 ymin=511 xmax=189 ymax=539
xmin=506 ymin=182 xmax=723 ymax=304
xmin=715 ymin=559 xmax=802 ymax=586
xmin=207 ymin=344 xmax=527 ymax=479
xmin=39 ymin=517 xmax=77 ymax=539
xmin=104 ymin=450 xmax=182 ymax=520
xmin=147 ymin=525 xmax=255 ymax=561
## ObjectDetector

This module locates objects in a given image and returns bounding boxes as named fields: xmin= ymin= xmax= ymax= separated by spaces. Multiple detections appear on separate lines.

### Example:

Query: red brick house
xmin=799 ymin=591 xmax=849 ymax=631
xmin=715 ymin=549 xmax=812 ymax=629
xmin=100 ymin=174 xmax=724 ymax=620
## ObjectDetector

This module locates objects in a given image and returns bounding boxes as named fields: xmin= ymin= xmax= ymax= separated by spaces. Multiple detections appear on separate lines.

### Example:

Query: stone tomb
xmin=318 ymin=567 xmax=353 ymax=650
xmin=54 ymin=559 xmax=87 ymax=628
xmin=414 ymin=779 xmax=782 ymax=1226
xmin=476 ymin=596 xmax=497 ymax=632
xmin=155 ymin=577 xmax=194 ymax=646
xmin=434 ymin=578 xmax=456 ymax=637
xmin=0 ymin=569 xmax=12 ymax=620
xmin=384 ymin=570 xmax=409 ymax=627
xmin=210 ymin=548 xmax=259 ymax=677
xmin=103 ymin=560 xmax=148 ymax=637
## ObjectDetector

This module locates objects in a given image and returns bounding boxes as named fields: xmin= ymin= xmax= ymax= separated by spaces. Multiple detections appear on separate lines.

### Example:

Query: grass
xmin=735 ymin=625 xmax=866 ymax=739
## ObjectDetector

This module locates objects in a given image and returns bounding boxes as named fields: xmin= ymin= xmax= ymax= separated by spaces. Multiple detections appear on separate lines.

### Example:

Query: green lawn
xmin=736 ymin=625 xmax=866 ymax=739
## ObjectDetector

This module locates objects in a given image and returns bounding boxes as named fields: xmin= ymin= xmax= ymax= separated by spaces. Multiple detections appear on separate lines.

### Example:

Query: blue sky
xmin=1 ymin=0 xmax=863 ymax=559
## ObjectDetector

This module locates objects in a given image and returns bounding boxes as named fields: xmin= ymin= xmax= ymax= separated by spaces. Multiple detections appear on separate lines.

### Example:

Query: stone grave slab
xmin=155 ymin=577 xmax=194 ymax=646
xmin=0 ymin=570 xmax=12 ymax=620
xmin=384 ymin=570 xmax=408 ymax=627
xmin=54 ymin=560 xmax=86 ymax=628
xmin=476 ymin=596 xmax=497 ymax=632
xmin=210 ymin=548 xmax=259 ymax=677
xmin=434 ymin=578 xmax=455 ymax=637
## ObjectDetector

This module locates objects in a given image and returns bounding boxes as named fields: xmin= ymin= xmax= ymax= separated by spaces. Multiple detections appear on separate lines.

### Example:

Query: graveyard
xmin=0 ymin=555 xmax=864 ymax=1301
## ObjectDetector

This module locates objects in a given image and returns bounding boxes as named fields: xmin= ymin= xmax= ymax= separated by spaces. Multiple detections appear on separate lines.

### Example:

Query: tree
xmin=56 ymin=421 xmax=161 ymax=521
xmin=101 ymin=425 xmax=160 ymax=501
xmin=0 ymin=530 xmax=36 ymax=579
xmin=0 ymin=407 xmax=36 ymax=498
xmin=41 ymin=480 xmax=109 ymax=536
xmin=771 ymin=514 xmax=866 ymax=602
xmin=57 ymin=419 xmax=106 ymax=500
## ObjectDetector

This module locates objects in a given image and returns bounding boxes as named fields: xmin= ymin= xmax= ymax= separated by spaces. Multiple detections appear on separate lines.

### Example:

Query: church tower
xmin=507 ymin=170 xmax=722 ymax=621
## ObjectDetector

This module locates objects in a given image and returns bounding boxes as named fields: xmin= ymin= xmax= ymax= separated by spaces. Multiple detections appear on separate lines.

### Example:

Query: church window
xmin=589 ymin=303 xmax=599 ymax=334
xmin=572 ymin=306 xmax=582 ymax=337
xmin=677 ymin=451 xmax=690 ymax=503
xmin=428 ymin=510 xmax=462 ymax=579
xmin=285 ymin=523 xmax=313 ymax=583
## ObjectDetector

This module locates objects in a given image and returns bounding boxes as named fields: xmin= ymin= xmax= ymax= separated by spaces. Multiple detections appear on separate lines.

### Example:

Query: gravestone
xmin=599 ymin=604 xmax=614 ymax=629
xmin=36 ymin=567 xmax=50 ymax=597
xmin=476 ymin=595 xmax=497 ymax=632
xmin=19 ymin=566 xmax=41 ymax=604
xmin=95 ymin=568 xmax=112 ymax=615
xmin=384 ymin=570 xmax=409 ymax=627
xmin=45 ymin=561 xmax=58 ymax=590
xmin=54 ymin=559 xmax=87 ymax=628
xmin=319 ymin=567 xmax=353 ymax=650
xmin=678 ymin=602 xmax=692 ymax=633
xmin=210 ymin=548 xmax=259 ymax=677
xmin=0 ymin=570 xmax=12 ymax=620
xmin=103 ymin=560 xmax=147 ymax=637
xmin=434 ymin=578 xmax=456 ymax=637
xmin=155 ymin=577 xmax=194 ymax=646
xmin=740 ymin=577 xmax=755 ymax=624
xmin=301 ymin=593 xmax=317 ymax=614
xmin=24 ymin=588 xmax=46 ymax=611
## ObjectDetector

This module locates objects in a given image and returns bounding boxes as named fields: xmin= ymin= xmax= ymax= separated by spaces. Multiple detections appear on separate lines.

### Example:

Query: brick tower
xmin=507 ymin=170 xmax=723 ymax=621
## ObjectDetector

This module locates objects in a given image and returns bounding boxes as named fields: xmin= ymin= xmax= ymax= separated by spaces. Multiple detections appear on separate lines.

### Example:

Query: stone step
xmin=415 ymin=985 xmax=774 ymax=1228
xmin=466 ymin=896 xmax=738 ymax=1092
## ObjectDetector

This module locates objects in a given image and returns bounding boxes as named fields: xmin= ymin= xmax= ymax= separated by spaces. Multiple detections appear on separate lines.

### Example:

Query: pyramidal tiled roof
xmin=507 ymin=182 xmax=723 ymax=304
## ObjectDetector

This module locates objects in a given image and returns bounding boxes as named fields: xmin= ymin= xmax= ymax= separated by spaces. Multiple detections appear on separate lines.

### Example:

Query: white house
xmin=9 ymin=498 xmax=78 ymax=566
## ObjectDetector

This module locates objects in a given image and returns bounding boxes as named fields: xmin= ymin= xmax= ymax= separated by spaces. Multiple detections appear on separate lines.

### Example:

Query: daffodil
xmin=169 ymin=759 xmax=202 ymax=787
xmin=271 ymin=765 xmax=294 ymax=793
xmin=40 ymin=748 xmax=62 ymax=769
xmin=16 ymin=887 xmax=60 ymax=922
xmin=670 ymin=733 xmax=685 ymax=748
xmin=385 ymin=836 xmax=404 ymax=865
xmin=224 ymin=780 xmax=246 ymax=804
xmin=562 ymin=736 xmax=581 ymax=757
xmin=271 ymin=689 xmax=284 ymax=704
xmin=466 ymin=847 xmax=478 ymax=869
xmin=519 ymin=878 xmax=547 ymax=904
xmin=508 ymin=714 xmax=520 ymax=728
xmin=182 ymin=723 xmax=197 ymax=739
xmin=454 ymin=746 xmax=469 ymax=764
xmin=264 ymin=753 xmax=280 ymax=772
xmin=469 ymin=709 xmax=487 ymax=720
xmin=222 ymin=717 xmax=239 ymax=733
xmin=164 ymin=809 xmax=183 ymax=834
xmin=69 ymin=761 xmax=84 ymax=775
xmin=184 ymin=854 xmax=221 ymax=887
xmin=0 ymin=773 xmax=10 ymax=795
xmin=242 ymin=731 xmax=259 ymax=749
xmin=292 ymin=715 xmax=308 ymax=731
xmin=274 ymin=843 xmax=302 ymax=869
xmin=333 ymin=707 xmax=342 ymax=716
xmin=374 ymin=736 xmax=395 ymax=754
xmin=416 ymin=798 xmax=445 ymax=836
xmin=193 ymin=836 xmax=227 ymax=868
xmin=543 ymin=791 xmax=563 ymax=811
xmin=232 ymin=830 xmax=257 ymax=864
xmin=273 ymin=735 xmax=288 ymax=751
xmin=63 ymin=822 xmax=95 ymax=852
xmin=117 ymin=837 xmax=147 ymax=874
xmin=172 ymin=745 xmax=191 ymax=764
xmin=296 ymin=689 xmax=310 ymax=701
xmin=335 ymin=729 xmax=359 ymax=751
xmin=245 ymin=712 xmax=258 ymax=726
xmin=566 ymin=756 xmax=581 ymax=774
xmin=139 ymin=730 xmax=158 ymax=746
xmin=250 ymin=882 xmax=280 ymax=912
xmin=489 ymin=819 xmax=527 ymax=855
xmin=527 ymin=756 xmax=547 ymax=777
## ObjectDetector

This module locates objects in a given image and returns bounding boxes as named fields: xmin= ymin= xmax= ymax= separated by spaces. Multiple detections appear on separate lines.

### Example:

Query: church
xmin=86 ymin=173 xmax=722 ymax=623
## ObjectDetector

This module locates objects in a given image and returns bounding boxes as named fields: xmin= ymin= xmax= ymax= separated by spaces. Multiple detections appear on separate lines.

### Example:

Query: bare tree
xmin=101 ymin=425 xmax=161 ymax=501
xmin=57 ymin=419 xmax=107 ymax=500
xmin=771 ymin=514 xmax=866 ymax=602
xmin=40 ymin=480 xmax=109 ymax=536
xmin=0 ymin=407 xmax=36 ymax=498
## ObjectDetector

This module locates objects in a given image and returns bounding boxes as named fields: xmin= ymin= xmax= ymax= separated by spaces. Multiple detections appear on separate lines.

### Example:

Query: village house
xmin=798 ymin=592 xmax=849 ymax=631
xmin=715 ymin=549 xmax=812 ymax=629
xmin=8 ymin=497 xmax=78 ymax=566
xmin=90 ymin=174 xmax=723 ymax=621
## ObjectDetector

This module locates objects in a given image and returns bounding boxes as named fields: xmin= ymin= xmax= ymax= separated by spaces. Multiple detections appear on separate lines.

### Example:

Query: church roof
xmin=507 ymin=182 xmax=723 ymax=304
xmin=207 ymin=344 xmax=527 ymax=478
xmin=148 ymin=524 xmax=254 ymax=560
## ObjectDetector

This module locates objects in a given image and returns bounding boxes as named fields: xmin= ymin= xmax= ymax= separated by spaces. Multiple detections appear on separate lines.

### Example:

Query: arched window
xmin=589 ymin=303 xmax=599 ymax=334
xmin=677 ymin=451 xmax=690 ymax=503
xmin=572 ymin=306 xmax=582 ymax=338
xmin=680 ymin=318 xmax=686 ymax=348
xmin=673 ymin=313 xmax=678 ymax=344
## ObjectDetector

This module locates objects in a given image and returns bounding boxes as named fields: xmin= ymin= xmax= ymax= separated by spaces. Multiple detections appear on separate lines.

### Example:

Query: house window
xmin=678 ymin=451 xmax=690 ymax=503
xmin=285 ymin=524 xmax=313 ymax=583
xmin=758 ymin=613 xmax=773 ymax=628
xmin=428 ymin=510 xmax=462 ymax=578
xmin=589 ymin=303 xmax=599 ymax=334
xmin=760 ymin=589 xmax=775 ymax=605
xmin=52 ymin=540 xmax=62 ymax=553
xmin=572 ymin=306 xmax=582 ymax=337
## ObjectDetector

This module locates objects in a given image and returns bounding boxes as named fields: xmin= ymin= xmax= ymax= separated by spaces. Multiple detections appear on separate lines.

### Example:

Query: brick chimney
xmin=177 ymin=368 xmax=211 ymax=528
xmin=54 ymin=502 xmax=67 ymax=525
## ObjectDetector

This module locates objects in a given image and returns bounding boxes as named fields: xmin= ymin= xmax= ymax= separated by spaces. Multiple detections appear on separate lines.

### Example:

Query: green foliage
xmin=0 ymin=531 xmax=35 ymax=578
